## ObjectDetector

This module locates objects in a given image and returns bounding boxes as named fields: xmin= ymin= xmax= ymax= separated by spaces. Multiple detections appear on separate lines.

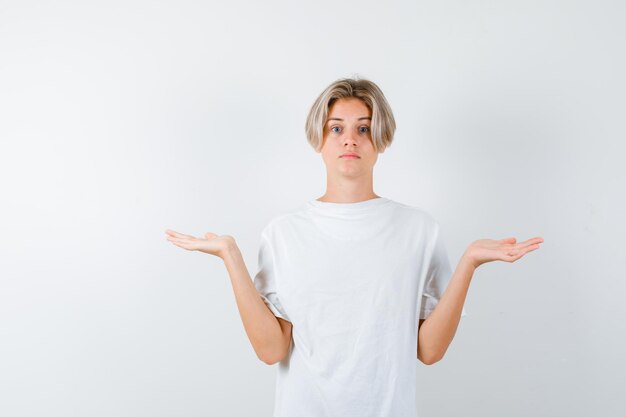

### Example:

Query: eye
xmin=330 ymin=126 xmax=341 ymax=133
xmin=359 ymin=126 xmax=370 ymax=133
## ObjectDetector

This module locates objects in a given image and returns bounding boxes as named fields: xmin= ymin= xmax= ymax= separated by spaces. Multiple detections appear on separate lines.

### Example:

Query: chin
xmin=337 ymin=167 xmax=364 ymax=176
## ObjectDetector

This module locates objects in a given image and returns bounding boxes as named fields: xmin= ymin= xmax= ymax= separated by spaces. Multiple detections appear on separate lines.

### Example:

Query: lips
xmin=340 ymin=153 xmax=360 ymax=158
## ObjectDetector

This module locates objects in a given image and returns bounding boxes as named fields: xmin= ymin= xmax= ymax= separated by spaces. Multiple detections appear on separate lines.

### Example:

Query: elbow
xmin=259 ymin=357 xmax=276 ymax=366
xmin=259 ymin=354 xmax=285 ymax=366
xmin=259 ymin=354 xmax=279 ymax=365
xmin=418 ymin=349 xmax=444 ymax=365
xmin=419 ymin=354 xmax=442 ymax=365
xmin=257 ymin=346 xmax=287 ymax=366
xmin=255 ymin=317 xmax=293 ymax=365
xmin=256 ymin=349 xmax=277 ymax=365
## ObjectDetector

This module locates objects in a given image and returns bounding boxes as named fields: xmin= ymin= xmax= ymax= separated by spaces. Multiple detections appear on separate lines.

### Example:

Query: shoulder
xmin=260 ymin=202 xmax=312 ymax=239
xmin=386 ymin=199 xmax=440 ymax=231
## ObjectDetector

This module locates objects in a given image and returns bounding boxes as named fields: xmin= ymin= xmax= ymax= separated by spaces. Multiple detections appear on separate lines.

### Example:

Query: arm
xmin=416 ymin=235 xmax=544 ymax=364
xmin=165 ymin=229 xmax=292 ymax=365
xmin=417 ymin=256 xmax=474 ymax=365
xmin=222 ymin=241 xmax=293 ymax=365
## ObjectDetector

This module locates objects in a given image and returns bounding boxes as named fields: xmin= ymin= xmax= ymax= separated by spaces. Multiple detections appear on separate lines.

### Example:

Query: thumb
xmin=204 ymin=232 xmax=218 ymax=239
xmin=500 ymin=237 xmax=517 ymax=243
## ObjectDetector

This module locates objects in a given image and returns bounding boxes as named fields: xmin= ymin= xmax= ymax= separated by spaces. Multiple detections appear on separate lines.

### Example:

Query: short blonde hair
xmin=305 ymin=77 xmax=396 ymax=153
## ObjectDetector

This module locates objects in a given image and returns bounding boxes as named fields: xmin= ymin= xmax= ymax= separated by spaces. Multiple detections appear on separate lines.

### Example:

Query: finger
xmin=166 ymin=233 xmax=199 ymax=243
xmin=167 ymin=237 xmax=197 ymax=250
xmin=521 ymin=236 xmax=544 ymax=245
xmin=510 ymin=244 xmax=541 ymax=261
xmin=516 ymin=239 xmax=543 ymax=250
xmin=166 ymin=230 xmax=195 ymax=239
xmin=504 ymin=252 xmax=519 ymax=262
xmin=505 ymin=251 xmax=525 ymax=262
xmin=166 ymin=236 xmax=195 ymax=246
xmin=524 ymin=243 xmax=541 ymax=253
xmin=499 ymin=237 xmax=517 ymax=243
xmin=165 ymin=229 xmax=198 ymax=240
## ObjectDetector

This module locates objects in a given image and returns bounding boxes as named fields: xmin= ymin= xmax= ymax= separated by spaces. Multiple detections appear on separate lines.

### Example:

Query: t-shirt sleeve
xmin=253 ymin=232 xmax=291 ymax=322
xmin=419 ymin=222 xmax=468 ymax=320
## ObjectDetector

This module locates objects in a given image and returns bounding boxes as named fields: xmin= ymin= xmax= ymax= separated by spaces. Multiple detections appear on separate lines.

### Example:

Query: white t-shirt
xmin=253 ymin=196 xmax=467 ymax=417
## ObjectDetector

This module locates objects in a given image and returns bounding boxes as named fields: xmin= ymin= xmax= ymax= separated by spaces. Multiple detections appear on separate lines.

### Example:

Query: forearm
xmin=221 ymin=242 xmax=285 ymax=364
xmin=417 ymin=256 xmax=475 ymax=364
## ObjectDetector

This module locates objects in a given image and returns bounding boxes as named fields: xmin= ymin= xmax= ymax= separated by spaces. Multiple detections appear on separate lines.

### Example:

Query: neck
xmin=317 ymin=173 xmax=378 ymax=203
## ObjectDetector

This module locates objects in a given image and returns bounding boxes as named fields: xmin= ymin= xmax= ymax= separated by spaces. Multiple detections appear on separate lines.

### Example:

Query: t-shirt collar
xmin=307 ymin=196 xmax=391 ymax=213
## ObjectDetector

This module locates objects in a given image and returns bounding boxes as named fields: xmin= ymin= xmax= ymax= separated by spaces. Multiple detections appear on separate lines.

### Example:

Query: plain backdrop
xmin=1 ymin=0 xmax=625 ymax=416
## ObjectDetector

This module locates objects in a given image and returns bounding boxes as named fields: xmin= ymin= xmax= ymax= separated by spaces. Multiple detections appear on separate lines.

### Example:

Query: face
xmin=319 ymin=97 xmax=378 ymax=178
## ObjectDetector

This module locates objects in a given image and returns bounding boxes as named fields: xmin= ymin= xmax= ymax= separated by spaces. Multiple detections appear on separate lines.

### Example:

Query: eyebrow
xmin=326 ymin=117 xmax=371 ymax=122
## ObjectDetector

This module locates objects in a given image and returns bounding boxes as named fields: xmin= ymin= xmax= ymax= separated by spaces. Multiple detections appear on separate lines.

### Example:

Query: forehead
xmin=327 ymin=97 xmax=371 ymax=120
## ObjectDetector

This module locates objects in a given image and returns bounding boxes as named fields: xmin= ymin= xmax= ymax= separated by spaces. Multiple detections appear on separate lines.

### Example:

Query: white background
xmin=1 ymin=0 xmax=624 ymax=416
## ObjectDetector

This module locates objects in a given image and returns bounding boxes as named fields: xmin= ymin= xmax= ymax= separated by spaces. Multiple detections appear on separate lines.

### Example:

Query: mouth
xmin=340 ymin=154 xmax=360 ymax=159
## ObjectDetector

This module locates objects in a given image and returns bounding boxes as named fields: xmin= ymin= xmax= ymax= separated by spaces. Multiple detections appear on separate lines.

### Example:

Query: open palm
xmin=464 ymin=236 xmax=544 ymax=269
xmin=165 ymin=229 xmax=235 ymax=259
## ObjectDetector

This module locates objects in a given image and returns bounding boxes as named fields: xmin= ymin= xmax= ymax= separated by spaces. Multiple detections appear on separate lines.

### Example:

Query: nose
xmin=342 ymin=130 xmax=359 ymax=147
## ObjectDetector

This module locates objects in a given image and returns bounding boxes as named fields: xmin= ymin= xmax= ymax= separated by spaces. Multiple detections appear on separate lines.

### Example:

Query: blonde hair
xmin=305 ymin=76 xmax=396 ymax=153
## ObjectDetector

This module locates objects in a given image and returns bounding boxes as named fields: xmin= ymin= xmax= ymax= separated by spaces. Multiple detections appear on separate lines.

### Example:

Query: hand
xmin=462 ymin=236 xmax=544 ymax=269
xmin=165 ymin=229 xmax=236 ymax=259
